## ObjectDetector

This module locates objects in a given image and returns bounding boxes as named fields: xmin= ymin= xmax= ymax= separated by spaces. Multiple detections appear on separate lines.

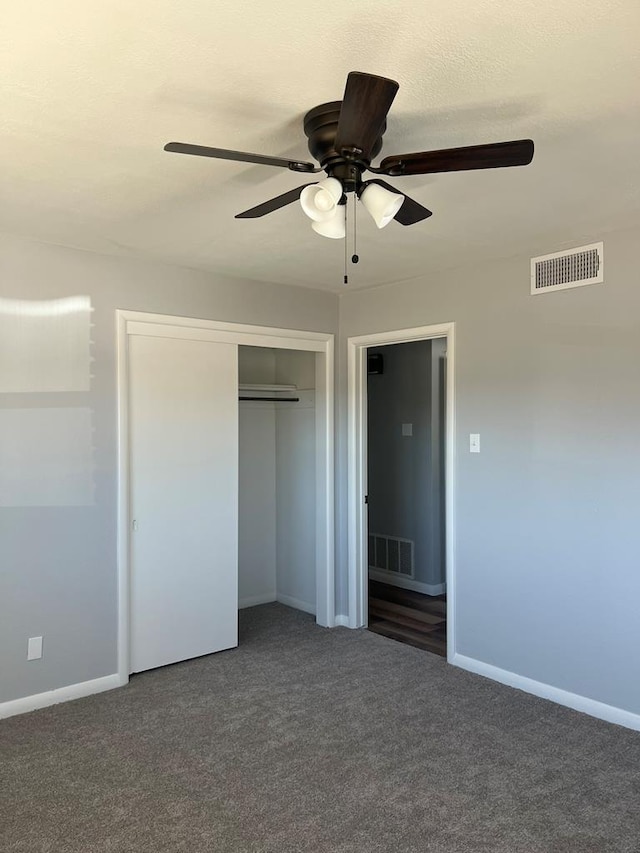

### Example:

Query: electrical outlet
xmin=27 ymin=636 xmax=43 ymax=661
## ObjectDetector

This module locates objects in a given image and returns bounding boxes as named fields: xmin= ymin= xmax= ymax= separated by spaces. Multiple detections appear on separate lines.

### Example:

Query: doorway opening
xmin=346 ymin=322 xmax=455 ymax=661
xmin=366 ymin=339 xmax=447 ymax=656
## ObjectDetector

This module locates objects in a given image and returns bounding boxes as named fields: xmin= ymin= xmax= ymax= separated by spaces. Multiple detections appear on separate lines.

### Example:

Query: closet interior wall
xmin=238 ymin=346 xmax=316 ymax=614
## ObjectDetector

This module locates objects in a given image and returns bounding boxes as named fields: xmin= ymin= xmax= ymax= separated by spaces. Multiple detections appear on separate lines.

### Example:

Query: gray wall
xmin=274 ymin=349 xmax=317 ymax=611
xmin=338 ymin=224 xmax=640 ymax=716
xmin=367 ymin=340 xmax=445 ymax=587
xmin=275 ymin=385 xmax=316 ymax=610
xmin=238 ymin=347 xmax=278 ymax=607
xmin=0 ymin=233 xmax=337 ymax=704
xmin=237 ymin=347 xmax=316 ymax=612
xmin=5 ymin=222 xmax=640 ymax=720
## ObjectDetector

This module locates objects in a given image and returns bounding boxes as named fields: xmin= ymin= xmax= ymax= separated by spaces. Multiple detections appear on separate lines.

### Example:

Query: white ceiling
xmin=2 ymin=0 xmax=639 ymax=292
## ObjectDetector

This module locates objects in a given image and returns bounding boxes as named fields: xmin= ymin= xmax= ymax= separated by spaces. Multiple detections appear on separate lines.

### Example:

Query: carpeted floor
xmin=1 ymin=604 xmax=639 ymax=852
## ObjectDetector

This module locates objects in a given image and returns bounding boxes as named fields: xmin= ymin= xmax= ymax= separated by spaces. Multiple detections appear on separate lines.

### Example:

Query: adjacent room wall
xmin=367 ymin=340 xmax=445 ymax=591
xmin=337 ymin=223 xmax=640 ymax=718
xmin=0 ymin=234 xmax=338 ymax=705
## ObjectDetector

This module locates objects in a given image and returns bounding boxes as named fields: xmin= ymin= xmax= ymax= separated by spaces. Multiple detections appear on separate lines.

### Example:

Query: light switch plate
xmin=470 ymin=433 xmax=480 ymax=453
xmin=27 ymin=636 xmax=43 ymax=660
xmin=402 ymin=423 xmax=413 ymax=437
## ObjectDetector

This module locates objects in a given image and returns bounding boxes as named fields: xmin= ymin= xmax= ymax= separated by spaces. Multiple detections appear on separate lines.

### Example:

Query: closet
xmin=238 ymin=346 xmax=317 ymax=615
xmin=127 ymin=332 xmax=320 ymax=675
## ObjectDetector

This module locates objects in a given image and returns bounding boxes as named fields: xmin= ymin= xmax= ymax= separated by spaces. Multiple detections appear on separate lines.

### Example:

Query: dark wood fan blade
xmin=377 ymin=139 xmax=534 ymax=176
xmin=164 ymin=142 xmax=320 ymax=173
xmin=235 ymin=183 xmax=317 ymax=219
xmin=334 ymin=72 xmax=399 ymax=161
xmin=368 ymin=180 xmax=433 ymax=225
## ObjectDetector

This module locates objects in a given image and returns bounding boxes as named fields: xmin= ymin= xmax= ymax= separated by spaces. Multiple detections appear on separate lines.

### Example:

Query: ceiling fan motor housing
xmin=303 ymin=101 xmax=386 ymax=192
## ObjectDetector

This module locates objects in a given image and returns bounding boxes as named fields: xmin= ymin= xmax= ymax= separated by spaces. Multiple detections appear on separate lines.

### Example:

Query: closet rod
xmin=239 ymin=396 xmax=300 ymax=402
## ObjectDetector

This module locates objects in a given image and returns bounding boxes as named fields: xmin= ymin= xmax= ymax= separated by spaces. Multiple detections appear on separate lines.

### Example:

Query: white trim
xmin=276 ymin=593 xmax=316 ymax=615
xmin=368 ymin=570 xmax=446 ymax=597
xmin=0 ymin=674 xmax=124 ymax=720
xmin=347 ymin=341 xmax=367 ymax=630
xmin=346 ymin=323 xmax=456 ymax=661
xmin=116 ymin=311 xmax=130 ymax=687
xmin=239 ymin=594 xmax=277 ymax=609
xmin=315 ymin=339 xmax=335 ymax=628
xmin=117 ymin=311 xmax=335 ymax=684
xmin=334 ymin=615 xmax=351 ymax=628
xmin=452 ymin=654 xmax=640 ymax=732
xmin=120 ymin=311 xmax=331 ymax=350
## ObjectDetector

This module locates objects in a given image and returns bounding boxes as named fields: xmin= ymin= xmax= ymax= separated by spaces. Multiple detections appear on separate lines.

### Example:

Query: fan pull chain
xmin=352 ymin=193 xmax=359 ymax=265
xmin=343 ymin=198 xmax=349 ymax=285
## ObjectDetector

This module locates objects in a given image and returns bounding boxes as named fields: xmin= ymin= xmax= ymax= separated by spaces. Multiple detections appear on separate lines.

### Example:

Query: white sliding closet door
xmin=129 ymin=334 xmax=238 ymax=673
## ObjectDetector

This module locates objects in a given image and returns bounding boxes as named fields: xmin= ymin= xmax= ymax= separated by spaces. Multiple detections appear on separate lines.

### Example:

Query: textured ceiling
xmin=2 ymin=0 xmax=640 ymax=291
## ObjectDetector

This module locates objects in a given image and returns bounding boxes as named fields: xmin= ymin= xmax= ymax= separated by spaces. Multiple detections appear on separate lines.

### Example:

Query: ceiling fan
xmin=164 ymin=71 xmax=534 ymax=239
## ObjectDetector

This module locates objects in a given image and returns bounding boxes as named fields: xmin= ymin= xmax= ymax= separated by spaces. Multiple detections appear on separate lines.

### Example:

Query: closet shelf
xmin=238 ymin=384 xmax=297 ymax=393
xmin=238 ymin=383 xmax=299 ymax=403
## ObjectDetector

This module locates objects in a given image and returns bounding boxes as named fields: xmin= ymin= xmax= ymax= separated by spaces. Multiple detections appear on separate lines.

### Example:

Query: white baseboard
xmin=369 ymin=569 xmax=446 ymax=597
xmin=333 ymin=615 xmax=351 ymax=628
xmin=238 ymin=593 xmax=276 ymax=609
xmin=276 ymin=593 xmax=316 ymax=616
xmin=0 ymin=673 xmax=125 ymax=721
xmin=452 ymin=653 xmax=640 ymax=732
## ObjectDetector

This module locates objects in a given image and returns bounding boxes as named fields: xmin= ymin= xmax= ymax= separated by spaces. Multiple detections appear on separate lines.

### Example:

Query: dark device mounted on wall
xmin=368 ymin=353 xmax=384 ymax=375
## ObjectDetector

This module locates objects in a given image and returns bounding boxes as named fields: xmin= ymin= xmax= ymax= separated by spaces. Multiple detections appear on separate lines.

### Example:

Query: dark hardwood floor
xmin=368 ymin=579 xmax=447 ymax=657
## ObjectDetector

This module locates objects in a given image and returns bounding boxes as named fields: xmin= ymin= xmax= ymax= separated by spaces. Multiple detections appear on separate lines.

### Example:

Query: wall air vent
xmin=368 ymin=534 xmax=414 ymax=578
xmin=531 ymin=242 xmax=603 ymax=295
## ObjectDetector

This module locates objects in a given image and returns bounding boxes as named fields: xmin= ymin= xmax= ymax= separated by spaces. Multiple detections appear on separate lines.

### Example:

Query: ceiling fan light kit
xmin=300 ymin=177 xmax=343 ymax=222
xmin=164 ymin=70 xmax=534 ymax=277
xmin=359 ymin=182 xmax=404 ymax=229
xmin=311 ymin=206 xmax=346 ymax=239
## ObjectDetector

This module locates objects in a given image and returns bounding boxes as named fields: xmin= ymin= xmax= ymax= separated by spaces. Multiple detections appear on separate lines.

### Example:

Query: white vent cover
xmin=368 ymin=534 xmax=414 ymax=578
xmin=531 ymin=242 xmax=603 ymax=295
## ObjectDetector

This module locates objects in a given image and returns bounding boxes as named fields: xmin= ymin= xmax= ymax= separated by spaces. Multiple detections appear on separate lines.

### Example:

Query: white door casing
xmin=346 ymin=323 xmax=455 ymax=660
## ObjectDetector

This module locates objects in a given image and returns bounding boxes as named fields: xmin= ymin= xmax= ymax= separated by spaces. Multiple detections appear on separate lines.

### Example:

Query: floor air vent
xmin=369 ymin=534 xmax=414 ymax=578
xmin=531 ymin=242 xmax=603 ymax=295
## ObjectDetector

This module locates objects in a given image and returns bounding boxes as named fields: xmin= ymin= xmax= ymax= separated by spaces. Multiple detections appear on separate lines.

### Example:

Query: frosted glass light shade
xmin=360 ymin=183 xmax=404 ymax=229
xmin=311 ymin=205 xmax=345 ymax=239
xmin=300 ymin=178 xmax=343 ymax=222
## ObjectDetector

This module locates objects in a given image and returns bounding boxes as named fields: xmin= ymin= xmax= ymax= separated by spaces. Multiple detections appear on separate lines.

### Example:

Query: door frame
xmin=346 ymin=323 xmax=456 ymax=661
xmin=116 ymin=310 xmax=335 ymax=684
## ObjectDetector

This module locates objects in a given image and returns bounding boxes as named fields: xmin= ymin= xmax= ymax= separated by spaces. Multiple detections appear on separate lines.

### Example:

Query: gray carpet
xmin=1 ymin=604 xmax=639 ymax=853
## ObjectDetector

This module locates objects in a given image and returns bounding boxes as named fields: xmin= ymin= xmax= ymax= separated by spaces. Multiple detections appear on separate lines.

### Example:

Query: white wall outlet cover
xmin=402 ymin=423 xmax=413 ymax=437
xmin=470 ymin=433 xmax=480 ymax=453
xmin=27 ymin=636 xmax=43 ymax=660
